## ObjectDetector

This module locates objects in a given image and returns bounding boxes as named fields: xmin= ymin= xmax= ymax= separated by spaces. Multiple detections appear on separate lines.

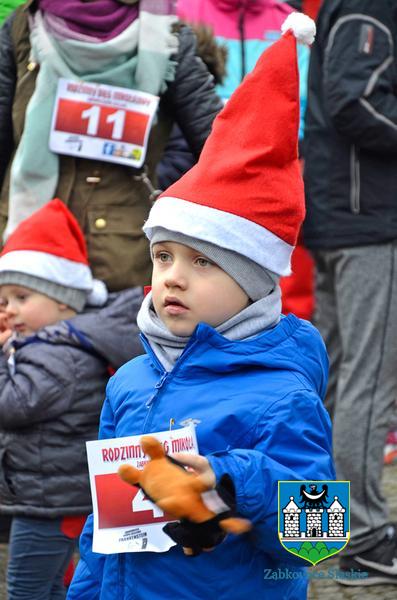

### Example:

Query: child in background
xmin=68 ymin=14 xmax=335 ymax=600
xmin=0 ymin=199 xmax=142 ymax=600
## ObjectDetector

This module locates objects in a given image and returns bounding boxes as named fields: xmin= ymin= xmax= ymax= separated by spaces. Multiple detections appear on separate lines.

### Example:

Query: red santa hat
xmin=144 ymin=13 xmax=315 ymax=280
xmin=0 ymin=199 xmax=107 ymax=311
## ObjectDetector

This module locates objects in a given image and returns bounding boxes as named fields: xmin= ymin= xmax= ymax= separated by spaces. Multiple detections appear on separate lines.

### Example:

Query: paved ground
xmin=309 ymin=462 xmax=397 ymax=600
xmin=0 ymin=464 xmax=396 ymax=599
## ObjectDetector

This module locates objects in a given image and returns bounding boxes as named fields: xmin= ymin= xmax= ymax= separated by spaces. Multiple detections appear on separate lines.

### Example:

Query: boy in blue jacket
xmin=68 ymin=13 xmax=335 ymax=600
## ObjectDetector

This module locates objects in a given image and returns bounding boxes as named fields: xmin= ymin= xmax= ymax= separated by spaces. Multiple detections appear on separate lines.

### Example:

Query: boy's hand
xmin=118 ymin=437 xmax=251 ymax=557
xmin=172 ymin=453 xmax=216 ymax=489
xmin=167 ymin=453 xmax=251 ymax=556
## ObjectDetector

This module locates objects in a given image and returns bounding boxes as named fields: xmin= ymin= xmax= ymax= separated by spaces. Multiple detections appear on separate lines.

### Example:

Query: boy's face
xmin=151 ymin=241 xmax=249 ymax=337
xmin=0 ymin=285 xmax=70 ymax=336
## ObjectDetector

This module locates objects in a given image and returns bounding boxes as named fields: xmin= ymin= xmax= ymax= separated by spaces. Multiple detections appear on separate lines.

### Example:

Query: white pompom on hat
xmin=281 ymin=11 xmax=316 ymax=45
xmin=0 ymin=199 xmax=108 ymax=312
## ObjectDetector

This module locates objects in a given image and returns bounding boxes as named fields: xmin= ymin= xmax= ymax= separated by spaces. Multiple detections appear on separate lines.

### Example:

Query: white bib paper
xmin=86 ymin=424 xmax=198 ymax=554
xmin=50 ymin=78 xmax=159 ymax=168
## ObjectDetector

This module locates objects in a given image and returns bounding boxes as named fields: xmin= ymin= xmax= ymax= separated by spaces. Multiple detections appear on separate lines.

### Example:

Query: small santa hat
xmin=0 ymin=199 xmax=107 ymax=311
xmin=144 ymin=13 xmax=315 ymax=283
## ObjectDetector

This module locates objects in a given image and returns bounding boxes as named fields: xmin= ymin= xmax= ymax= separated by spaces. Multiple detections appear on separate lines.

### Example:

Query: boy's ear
xmin=58 ymin=303 xmax=71 ymax=312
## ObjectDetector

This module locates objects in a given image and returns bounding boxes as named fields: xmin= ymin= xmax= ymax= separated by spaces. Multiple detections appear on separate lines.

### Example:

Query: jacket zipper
xmin=350 ymin=145 xmax=361 ymax=214
xmin=141 ymin=372 xmax=167 ymax=434
xmin=238 ymin=8 xmax=246 ymax=81
xmin=140 ymin=338 xmax=199 ymax=433
xmin=145 ymin=372 xmax=169 ymax=409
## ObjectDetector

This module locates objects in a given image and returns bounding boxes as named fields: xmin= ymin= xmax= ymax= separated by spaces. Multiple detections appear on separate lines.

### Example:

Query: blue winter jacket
xmin=68 ymin=314 xmax=335 ymax=600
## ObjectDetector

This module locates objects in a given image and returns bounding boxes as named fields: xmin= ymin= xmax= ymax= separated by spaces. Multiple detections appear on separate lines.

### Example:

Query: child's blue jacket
xmin=68 ymin=314 xmax=335 ymax=600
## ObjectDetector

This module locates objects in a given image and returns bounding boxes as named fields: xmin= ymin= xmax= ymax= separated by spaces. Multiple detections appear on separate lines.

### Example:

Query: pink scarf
xmin=38 ymin=0 xmax=139 ymax=40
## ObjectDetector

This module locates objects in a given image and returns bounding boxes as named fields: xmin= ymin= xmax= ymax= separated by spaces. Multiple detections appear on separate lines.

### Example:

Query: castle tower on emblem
xmin=282 ymin=497 xmax=301 ymax=538
xmin=280 ymin=484 xmax=348 ymax=543
xmin=306 ymin=508 xmax=323 ymax=538
xmin=327 ymin=496 xmax=345 ymax=537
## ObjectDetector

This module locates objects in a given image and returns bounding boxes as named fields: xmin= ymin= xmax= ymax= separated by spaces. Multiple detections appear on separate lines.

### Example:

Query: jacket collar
xmin=140 ymin=313 xmax=301 ymax=370
xmin=140 ymin=313 xmax=327 ymax=399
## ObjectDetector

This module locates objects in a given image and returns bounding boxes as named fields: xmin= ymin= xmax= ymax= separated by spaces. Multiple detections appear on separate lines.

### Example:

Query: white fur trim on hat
xmin=87 ymin=279 xmax=108 ymax=306
xmin=281 ymin=12 xmax=316 ymax=45
xmin=0 ymin=250 xmax=93 ymax=290
xmin=143 ymin=197 xmax=294 ymax=276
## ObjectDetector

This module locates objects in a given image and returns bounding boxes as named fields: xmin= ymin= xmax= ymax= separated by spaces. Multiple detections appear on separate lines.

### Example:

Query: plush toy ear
xmin=118 ymin=463 xmax=141 ymax=485
xmin=141 ymin=436 xmax=165 ymax=459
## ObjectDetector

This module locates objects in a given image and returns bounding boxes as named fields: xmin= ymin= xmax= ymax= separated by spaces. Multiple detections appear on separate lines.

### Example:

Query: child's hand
xmin=172 ymin=453 xmax=216 ymax=489
xmin=0 ymin=330 xmax=12 ymax=346
xmin=0 ymin=306 xmax=8 ymax=329
xmin=163 ymin=455 xmax=251 ymax=556
xmin=0 ymin=309 xmax=12 ymax=346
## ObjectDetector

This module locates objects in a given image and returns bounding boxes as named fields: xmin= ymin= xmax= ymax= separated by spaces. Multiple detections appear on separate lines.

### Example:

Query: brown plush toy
xmin=118 ymin=436 xmax=251 ymax=555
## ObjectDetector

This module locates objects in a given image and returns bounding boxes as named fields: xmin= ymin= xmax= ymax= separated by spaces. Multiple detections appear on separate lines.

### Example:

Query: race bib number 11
xmin=50 ymin=78 xmax=159 ymax=168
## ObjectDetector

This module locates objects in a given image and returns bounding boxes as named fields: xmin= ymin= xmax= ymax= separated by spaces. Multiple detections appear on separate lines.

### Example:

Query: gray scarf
xmin=137 ymin=287 xmax=282 ymax=371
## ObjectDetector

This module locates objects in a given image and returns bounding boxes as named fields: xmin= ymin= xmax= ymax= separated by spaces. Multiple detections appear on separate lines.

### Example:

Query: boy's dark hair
xmin=174 ymin=21 xmax=227 ymax=85
xmin=286 ymin=1 xmax=303 ymax=10
xmin=191 ymin=24 xmax=227 ymax=85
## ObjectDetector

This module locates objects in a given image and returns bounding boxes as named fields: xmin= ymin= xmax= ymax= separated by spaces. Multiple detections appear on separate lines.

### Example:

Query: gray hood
xmin=66 ymin=287 xmax=144 ymax=368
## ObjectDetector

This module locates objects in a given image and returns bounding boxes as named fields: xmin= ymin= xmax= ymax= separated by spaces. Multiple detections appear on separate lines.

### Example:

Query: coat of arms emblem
xmin=278 ymin=480 xmax=350 ymax=565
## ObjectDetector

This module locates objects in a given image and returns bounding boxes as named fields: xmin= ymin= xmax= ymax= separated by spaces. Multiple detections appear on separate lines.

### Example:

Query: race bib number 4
xmin=86 ymin=425 xmax=198 ymax=554
xmin=50 ymin=78 xmax=159 ymax=168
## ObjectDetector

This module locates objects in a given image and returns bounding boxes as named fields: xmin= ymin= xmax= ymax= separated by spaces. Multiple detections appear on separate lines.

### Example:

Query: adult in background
xmin=158 ymin=0 xmax=302 ymax=193
xmin=177 ymin=0 xmax=310 ymax=139
xmin=304 ymin=0 xmax=397 ymax=585
xmin=0 ymin=0 xmax=223 ymax=292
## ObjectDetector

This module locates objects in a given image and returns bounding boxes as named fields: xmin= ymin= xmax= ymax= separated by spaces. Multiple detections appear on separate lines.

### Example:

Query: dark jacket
xmin=0 ymin=4 xmax=223 ymax=290
xmin=303 ymin=0 xmax=397 ymax=250
xmin=157 ymin=23 xmax=227 ymax=189
xmin=0 ymin=288 xmax=143 ymax=518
